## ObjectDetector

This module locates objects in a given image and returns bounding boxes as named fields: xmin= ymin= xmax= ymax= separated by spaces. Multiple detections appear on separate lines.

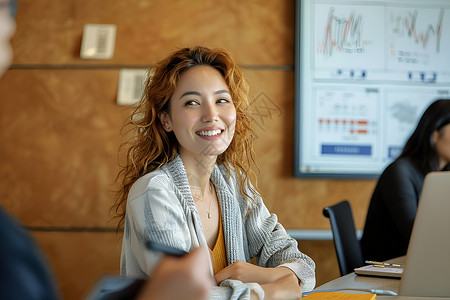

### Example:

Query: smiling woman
xmin=112 ymin=46 xmax=316 ymax=299
xmin=159 ymin=65 xmax=236 ymax=160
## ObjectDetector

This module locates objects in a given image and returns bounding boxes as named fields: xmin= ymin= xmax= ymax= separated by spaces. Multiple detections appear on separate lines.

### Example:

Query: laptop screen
xmin=399 ymin=171 xmax=450 ymax=297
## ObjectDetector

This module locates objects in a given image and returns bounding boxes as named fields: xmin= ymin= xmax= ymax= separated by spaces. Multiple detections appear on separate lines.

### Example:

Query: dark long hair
xmin=400 ymin=99 xmax=450 ymax=172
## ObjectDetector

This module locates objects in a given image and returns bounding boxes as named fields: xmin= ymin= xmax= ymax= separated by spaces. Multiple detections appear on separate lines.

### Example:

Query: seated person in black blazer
xmin=361 ymin=99 xmax=450 ymax=262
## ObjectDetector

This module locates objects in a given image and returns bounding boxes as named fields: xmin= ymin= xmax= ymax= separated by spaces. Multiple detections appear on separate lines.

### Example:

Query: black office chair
xmin=323 ymin=200 xmax=365 ymax=276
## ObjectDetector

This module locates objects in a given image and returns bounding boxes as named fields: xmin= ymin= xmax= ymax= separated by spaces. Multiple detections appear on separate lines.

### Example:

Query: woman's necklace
xmin=192 ymin=181 xmax=214 ymax=219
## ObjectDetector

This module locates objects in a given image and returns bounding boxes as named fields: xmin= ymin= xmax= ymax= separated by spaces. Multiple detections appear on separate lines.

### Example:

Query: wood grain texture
xmin=31 ymin=231 xmax=121 ymax=300
xmin=0 ymin=69 xmax=128 ymax=227
xmin=11 ymin=0 xmax=294 ymax=65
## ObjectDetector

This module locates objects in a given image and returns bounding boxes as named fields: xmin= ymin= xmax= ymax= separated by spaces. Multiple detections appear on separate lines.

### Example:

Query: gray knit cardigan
xmin=120 ymin=155 xmax=316 ymax=299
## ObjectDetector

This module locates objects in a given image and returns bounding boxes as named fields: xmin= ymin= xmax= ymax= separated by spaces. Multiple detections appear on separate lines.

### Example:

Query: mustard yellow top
xmin=209 ymin=213 xmax=227 ymax=275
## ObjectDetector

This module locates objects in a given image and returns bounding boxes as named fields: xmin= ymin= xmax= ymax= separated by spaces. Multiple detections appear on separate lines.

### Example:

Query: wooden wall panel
xmin=299 ymin=240 xmax=340 ymax=286
xmin=0 ymin=69 xmax=128 ymax=227
xmin=12 ymin=0 xmax=295 ymax=66
xmin=31 ymin=232 xmax=121 ymax=300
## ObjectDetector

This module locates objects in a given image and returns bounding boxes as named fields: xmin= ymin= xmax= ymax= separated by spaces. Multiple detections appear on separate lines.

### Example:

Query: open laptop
xmin=399 ymin=171 xmax=450 ymax=297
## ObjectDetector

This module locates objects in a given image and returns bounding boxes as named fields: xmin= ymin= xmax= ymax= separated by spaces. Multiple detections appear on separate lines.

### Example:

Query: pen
xmin=365 ymin=260 xmax=404 ymax=267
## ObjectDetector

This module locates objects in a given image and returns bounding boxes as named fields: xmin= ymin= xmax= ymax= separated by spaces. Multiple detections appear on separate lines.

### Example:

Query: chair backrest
xmin=323 ymin=200 xmax=364 ymax=276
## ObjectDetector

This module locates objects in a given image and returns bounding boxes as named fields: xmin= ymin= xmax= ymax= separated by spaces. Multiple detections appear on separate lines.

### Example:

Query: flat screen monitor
xmin=294 ymin=0 xmax=450 ymax=178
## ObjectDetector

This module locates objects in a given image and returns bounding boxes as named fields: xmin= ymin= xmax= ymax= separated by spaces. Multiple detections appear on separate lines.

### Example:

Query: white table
xmin=312 ymin=257 xmax=450 ymax=300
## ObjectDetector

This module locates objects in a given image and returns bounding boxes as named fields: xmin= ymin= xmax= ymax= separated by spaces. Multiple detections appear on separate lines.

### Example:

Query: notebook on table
xmin=354 ymin=263 xmax=403 ymax=278
xmin=398 ymin=171 xmax=450 ymax=297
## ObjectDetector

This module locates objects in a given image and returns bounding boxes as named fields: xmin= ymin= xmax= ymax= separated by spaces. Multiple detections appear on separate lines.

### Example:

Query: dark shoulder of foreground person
xmin=0 ymin=206 xmax=60 ymax=300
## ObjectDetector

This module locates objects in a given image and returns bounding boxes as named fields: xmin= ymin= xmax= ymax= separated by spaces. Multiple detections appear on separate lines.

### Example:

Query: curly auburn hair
xmin=112 ymin=46 xmax=259 ymax=230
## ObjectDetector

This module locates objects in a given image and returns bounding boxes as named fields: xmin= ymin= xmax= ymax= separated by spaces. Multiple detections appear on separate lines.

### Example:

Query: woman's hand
xmin=137 ymin=247 xmax=214 ymax=300
xmin=260 ymin=273 xmax=303 ymax=300
xmin=215 ymin=261 xmax=303 ymax=299
xmin=215 ymin=261 xmax=294 ymax=284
